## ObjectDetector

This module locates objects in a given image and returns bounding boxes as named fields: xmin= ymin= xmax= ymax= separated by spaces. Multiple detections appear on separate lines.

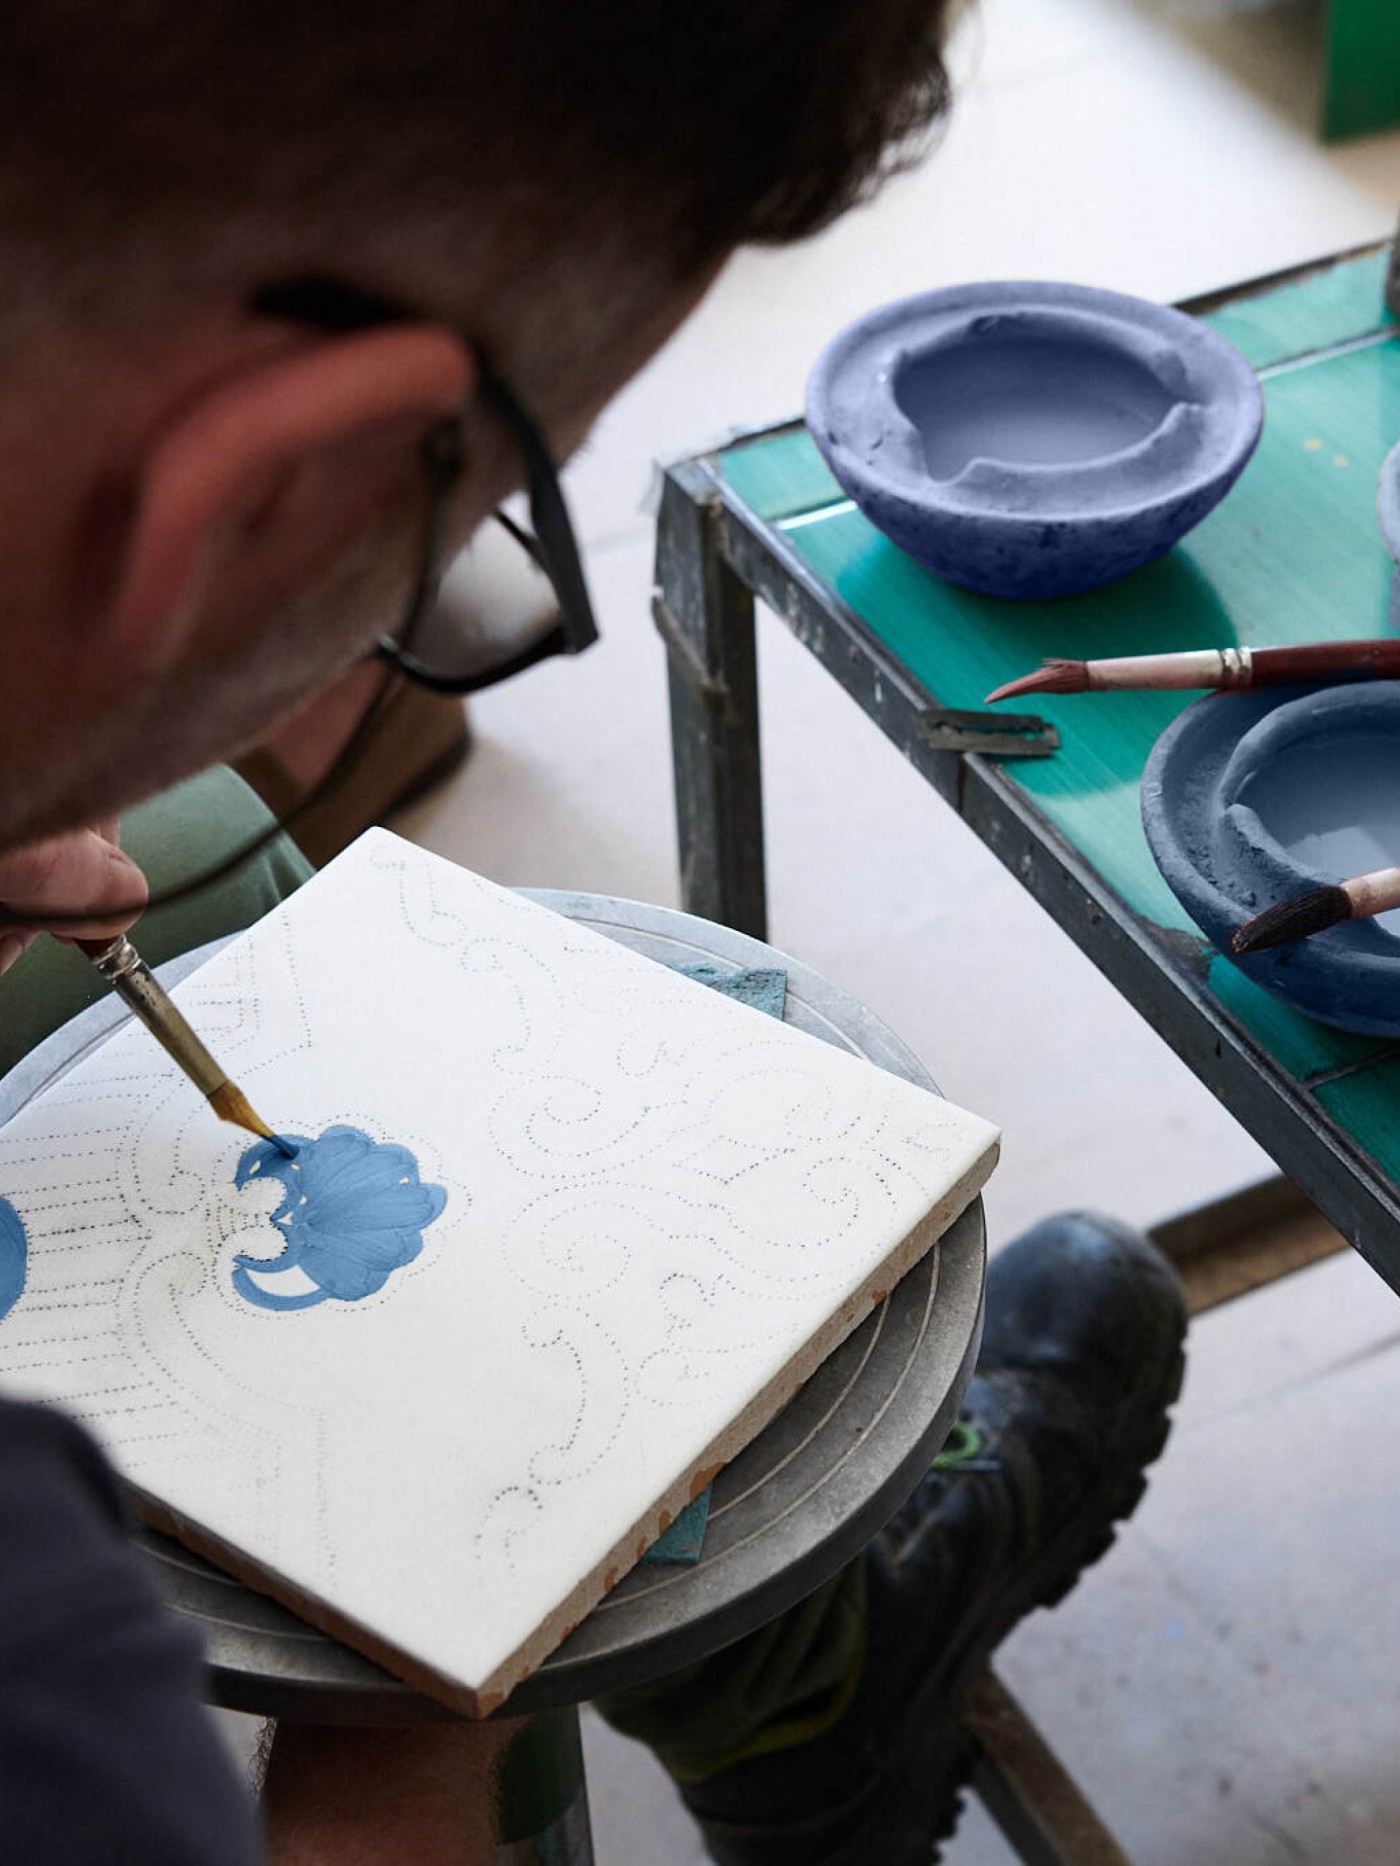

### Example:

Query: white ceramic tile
xmin=0 ymin=834 xmax=995 ymax=1713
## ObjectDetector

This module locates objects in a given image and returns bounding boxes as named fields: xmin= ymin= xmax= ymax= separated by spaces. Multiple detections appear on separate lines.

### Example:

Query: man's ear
xmin=106 ymin=326 xmax=474 ymax=666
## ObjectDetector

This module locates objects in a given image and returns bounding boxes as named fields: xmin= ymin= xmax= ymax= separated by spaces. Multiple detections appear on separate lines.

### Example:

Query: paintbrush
xmin=76 ymin=934 xmax=296 ymax=1156
xmin=985 ymin=640 xmax=1400 ymax=705
xmin=1229 ymin=866 xmax=1400 ymax=955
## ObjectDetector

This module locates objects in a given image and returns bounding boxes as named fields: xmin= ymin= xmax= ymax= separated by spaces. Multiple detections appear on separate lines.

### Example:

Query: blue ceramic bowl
xmin=1142 ymin=682 xmax=1400 ymax=1036
xmin=806 ymin=281 xmax=1264 ymax=600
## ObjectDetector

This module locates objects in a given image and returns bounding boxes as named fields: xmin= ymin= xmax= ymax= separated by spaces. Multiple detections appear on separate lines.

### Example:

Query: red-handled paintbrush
xmin=1230 ymin=865 xmax=1400 ymax=954
xmin=986 ymin=640 xmax=1400 ymax=705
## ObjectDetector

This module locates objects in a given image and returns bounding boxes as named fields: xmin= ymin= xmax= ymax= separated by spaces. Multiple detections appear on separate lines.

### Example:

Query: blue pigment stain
xmin=232 ymin=1125 xmax=446 ymax=1311
xmin=0 ymin=1199 xmax=26 ymax=1323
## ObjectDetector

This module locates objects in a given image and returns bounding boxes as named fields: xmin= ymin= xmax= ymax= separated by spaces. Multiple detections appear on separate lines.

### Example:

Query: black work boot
xmin=680 ymin=1211 xmax=1188 ymax=1866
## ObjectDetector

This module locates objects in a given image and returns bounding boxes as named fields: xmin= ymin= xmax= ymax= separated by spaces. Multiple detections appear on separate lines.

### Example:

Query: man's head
xmin=0 ymin=0 xmax=957 ymax=851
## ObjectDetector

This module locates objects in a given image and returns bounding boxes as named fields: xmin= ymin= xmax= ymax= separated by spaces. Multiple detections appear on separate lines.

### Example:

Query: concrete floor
xmin=232 ymin=0 xmax=1400 ymax=1857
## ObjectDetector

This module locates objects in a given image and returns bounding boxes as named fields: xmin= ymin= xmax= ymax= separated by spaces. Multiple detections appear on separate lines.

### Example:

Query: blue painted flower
xmin=0 ymin=1198 xmax=26 ymax=1324
xmin=232 ymin=1125 xmax=446 ymax=1312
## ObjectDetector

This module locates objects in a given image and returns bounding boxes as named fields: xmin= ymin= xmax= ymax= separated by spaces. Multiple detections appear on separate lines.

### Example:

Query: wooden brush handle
xmin=1253 ymin=640 xmax=1400 ymax=684
xmin=1344 ymin=866 xmax=1400 ymax=919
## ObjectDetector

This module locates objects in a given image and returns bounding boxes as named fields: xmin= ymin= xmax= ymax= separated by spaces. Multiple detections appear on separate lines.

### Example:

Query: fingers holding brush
xmin=0 ymin=826 xmax=149 ymax=974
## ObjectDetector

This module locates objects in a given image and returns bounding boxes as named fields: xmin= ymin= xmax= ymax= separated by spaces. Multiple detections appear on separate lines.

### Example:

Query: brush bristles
xmin=985 ymin=660 xmax=1088 ymax=705
xmin=208 ymin=1083 xmax=297 ymax=1157
xmin=1229 ymin=884 xmax=1350 ymax=955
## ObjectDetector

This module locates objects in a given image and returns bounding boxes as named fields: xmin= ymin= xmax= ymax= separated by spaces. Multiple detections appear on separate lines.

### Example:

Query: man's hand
xmin=0 ymin=821 xmax=148 ymax=976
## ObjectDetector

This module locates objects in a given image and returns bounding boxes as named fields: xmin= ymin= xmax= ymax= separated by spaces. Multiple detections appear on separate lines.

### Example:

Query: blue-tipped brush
xmin=76 ymin=934 xmax=296 ymax=1156
xmin=206 ymin=1086 xmax=299 ymax=1158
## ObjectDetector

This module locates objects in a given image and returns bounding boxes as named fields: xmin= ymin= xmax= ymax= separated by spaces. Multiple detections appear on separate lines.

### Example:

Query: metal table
xmin=654 ymin=241 xmax=1400 ymax=1297
xmin=0 ymin=891 xmax=984 ymax=1864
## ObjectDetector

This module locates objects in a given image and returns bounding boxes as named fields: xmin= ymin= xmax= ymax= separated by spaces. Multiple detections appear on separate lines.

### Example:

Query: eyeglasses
xmin=378 ymin=351 xmax=597 ymax=694
xmin=0 ymin=279 xmax=600 ymax=931
xmin=262 ymin=275 xmax=598 ymax=697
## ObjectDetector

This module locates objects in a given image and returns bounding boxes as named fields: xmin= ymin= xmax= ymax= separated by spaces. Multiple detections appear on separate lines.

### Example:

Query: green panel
xmin=1324 ymin=0 xmax=1400 ymax=140
xmin=724 ymin=426 xmax=843 ymax=521
xmin=756 ymin=333 xmax=1399 ymax=911
xmin=716 ymin=304 xmax=1400 ymax=1092
xmin=1204 ymin=952 xmax=1390 ymax=1084
xmin=1315 ymin=1055 xmax=1400 ymax=1188
xmin=1204 ymin=252 xmax=1394 ymax=372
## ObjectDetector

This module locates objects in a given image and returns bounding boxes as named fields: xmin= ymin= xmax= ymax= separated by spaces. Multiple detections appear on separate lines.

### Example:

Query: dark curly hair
xmin=0 ymin=1 xmax=958 ymax=273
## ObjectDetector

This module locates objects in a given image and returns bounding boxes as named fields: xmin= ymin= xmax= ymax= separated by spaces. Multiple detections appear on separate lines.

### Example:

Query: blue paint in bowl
xmin=1142 ymin=682 xmax=1400 ymax=1035
xmin=806 ymin=281 xmax=1264 ymax=600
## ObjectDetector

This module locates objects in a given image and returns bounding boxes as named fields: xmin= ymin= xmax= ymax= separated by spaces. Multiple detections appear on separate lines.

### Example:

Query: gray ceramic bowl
xmin=806 ymin=280 xmax=1264 ymax=600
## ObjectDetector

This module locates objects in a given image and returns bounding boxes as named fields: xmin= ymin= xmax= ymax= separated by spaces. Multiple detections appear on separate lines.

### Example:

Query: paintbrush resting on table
xmin=76 ymin=934 xmax=294 ymax=1156
xmin=986 ymin=640 xmax=1400 ymax=705
xmin=1230 ymin=866 xmax=1400 ymax=955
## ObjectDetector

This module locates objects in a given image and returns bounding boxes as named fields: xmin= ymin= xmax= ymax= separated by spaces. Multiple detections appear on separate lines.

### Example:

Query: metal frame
xmin=967 ymin=1673 xmax=1133 ymax=1866
xmin=654 ymin=455 xmax=1059 ymax=945
xmin=654 ymin=245 xmax=1400 ymax=1863
xmin=652 ymin=383 xmax=1400 ymax=1294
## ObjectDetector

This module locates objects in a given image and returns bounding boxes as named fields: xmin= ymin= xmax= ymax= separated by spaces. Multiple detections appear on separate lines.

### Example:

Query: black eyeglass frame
xmin=378 ymin=352 xmax=599 ymax=696
xmin=0 ymin=279 xmax=601 ymax=930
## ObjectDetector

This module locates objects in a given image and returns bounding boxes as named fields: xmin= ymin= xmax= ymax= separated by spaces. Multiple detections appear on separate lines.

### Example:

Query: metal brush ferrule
xmin=95 ymin=943 xmax=229 ymax=1096
xmin=1217 ymin=646 xmax=1253 ymax=688
xmin=85 ymin=934 xmax=146 ymax=984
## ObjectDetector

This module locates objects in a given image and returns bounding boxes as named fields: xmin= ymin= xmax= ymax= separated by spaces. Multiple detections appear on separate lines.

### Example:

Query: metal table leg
xmin=968 ymin=1674 xmax=1132 ymax=1866
xmin=495 ymin=1707 xmax=595 ymax=1865
xmin=654 ymin=459 xmax=769 ymax=938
